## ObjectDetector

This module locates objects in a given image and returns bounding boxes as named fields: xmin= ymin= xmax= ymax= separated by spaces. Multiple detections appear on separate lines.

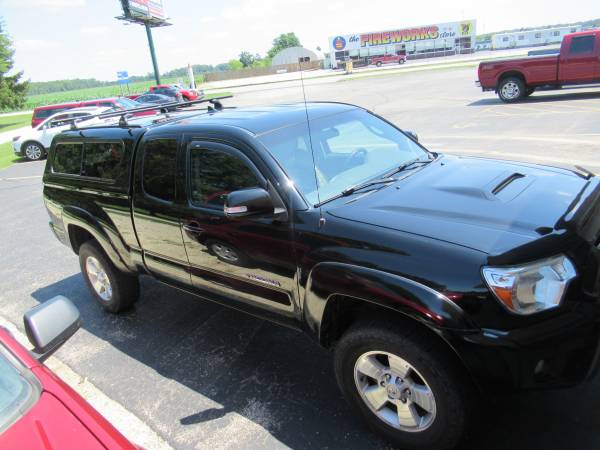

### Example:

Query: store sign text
xmin=360 ymin=26 xmax=444 ymax=47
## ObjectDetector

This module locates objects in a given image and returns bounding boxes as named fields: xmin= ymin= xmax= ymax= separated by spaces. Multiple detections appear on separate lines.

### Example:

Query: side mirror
xmin=406 ymin=131 xmax=419 ymax=142
xmin=23 ymin=296 xmax=80 ymax=362
xmin=225 ymin=188 xmax=274 ymax=219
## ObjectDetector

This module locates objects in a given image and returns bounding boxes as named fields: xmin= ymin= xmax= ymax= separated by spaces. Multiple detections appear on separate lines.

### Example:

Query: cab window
xmin=82 ymin=143 xmax=124 ymax=180
xmin=189 ymin=148 xmax=260 ymax=209
xmin=52 ymin=143 xmax=83 ymax=175
xmin=569 ymin=35 xmax=595 ymax=54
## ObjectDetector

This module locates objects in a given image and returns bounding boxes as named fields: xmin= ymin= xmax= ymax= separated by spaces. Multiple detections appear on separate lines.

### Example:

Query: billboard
xmin=122 ymin=0 xmax=166 ymax=21
xmin=330 ymin=20 xmax=476 ymax=52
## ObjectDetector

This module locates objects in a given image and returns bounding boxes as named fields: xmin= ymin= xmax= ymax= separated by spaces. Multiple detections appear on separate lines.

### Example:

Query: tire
xmin=207 ymin=239 xmax=250 ymax=267
xmin=79 ymin=241 xmax=139 ymax=313
xmin=334 ymin=320 xmax=474 ymax=450
xmin=376 ymin=61 xmax=383 ymax=67
xmin=399 ymin=58 xmax=406 ymax=64
xmin=23 ymin=141 xmax=45 ymax=161
xmin=497 ymin=77 xmax=525 ymax=103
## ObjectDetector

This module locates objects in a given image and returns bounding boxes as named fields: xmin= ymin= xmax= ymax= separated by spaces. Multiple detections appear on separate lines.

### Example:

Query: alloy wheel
xmin=354 ymin=351 xmax=436 ymax=432
xmin=25 ymin=144 xmax=42 ymax=160
xmin=85 ymin=256 xmax=113 ymax=301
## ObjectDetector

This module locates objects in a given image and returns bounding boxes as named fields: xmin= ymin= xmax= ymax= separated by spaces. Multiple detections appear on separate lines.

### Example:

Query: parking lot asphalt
xmin=1 ymin=66 xmax=600 ymax=450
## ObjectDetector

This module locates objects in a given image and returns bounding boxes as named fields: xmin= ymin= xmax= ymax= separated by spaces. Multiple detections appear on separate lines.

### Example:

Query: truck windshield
xmin=259 ymin=108 xmax=429 ymax=205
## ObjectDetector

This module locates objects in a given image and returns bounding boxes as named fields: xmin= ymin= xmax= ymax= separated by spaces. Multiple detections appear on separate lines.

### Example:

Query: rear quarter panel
xmin=43 ymin=128 xmax=144 ymax=271
xmin=479 ymin=55 xmax=559 ymax=89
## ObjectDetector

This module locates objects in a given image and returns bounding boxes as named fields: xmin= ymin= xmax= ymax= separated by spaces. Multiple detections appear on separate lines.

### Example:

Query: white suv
xmin=12 ymin=107 xmax=114 ymax=161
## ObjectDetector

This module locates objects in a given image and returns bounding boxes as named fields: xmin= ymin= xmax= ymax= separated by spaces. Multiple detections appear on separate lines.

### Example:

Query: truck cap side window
xmin=189 ymin=148 xmax=260 ymax=209
xmin=143 ymin=138 xmax=177 ymax=202
xmin=52 ymin=143 xmax=83 ymax=175
xmin=569 ymin=35 xmax=595 ymax=54
xmin=82 ymin=143 xmax=124 ymax=180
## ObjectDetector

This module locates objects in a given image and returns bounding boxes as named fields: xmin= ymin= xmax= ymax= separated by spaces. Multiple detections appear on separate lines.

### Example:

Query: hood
xmin=327 ymin=155 xmax=587 ymax=255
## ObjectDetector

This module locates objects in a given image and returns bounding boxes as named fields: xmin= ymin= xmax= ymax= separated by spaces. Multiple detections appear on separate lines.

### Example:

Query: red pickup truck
xmin=477 ymin=30 xmax=600 ymax=102
xmin=370 ymin=54 xmax=407 ymax=67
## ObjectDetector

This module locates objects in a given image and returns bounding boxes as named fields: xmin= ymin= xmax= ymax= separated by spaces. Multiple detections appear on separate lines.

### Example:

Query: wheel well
xmin=21 ymin=140 xmax=45 ymax=151
xmin=498 ymin=71 xmax=525 ymax=85
xmin=320 ymin=295 xmax=479 ymax=388
xmin=68 ymin=225 xmax=94 ymax=254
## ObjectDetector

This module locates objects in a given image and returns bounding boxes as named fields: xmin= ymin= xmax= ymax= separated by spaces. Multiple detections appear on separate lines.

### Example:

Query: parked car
xmin=477 ymin=29 xmax=600 ymax=102
xmin=13 ymin=107 xmax=113 ymax=161
xmin=370 ymin=54 xmax=407 ymax=67
xmin=31 ymin=98 xmax=152 ymax=127
xmin=43 ymin=100 xmax=600 ymax=450
xmin=0 ymin=296 xmax=139 ymax=449
xmin=31 ymin=102 xmax=82 ymax=128
xmin=81 ymin=97 xmax=156 ymax=117
xmin=145 ymin=86 xmax=183 ymax=102
xmin=134 ymin=93 xmax=176 ymax=105
xmin=149 ymin=84 xmax=201 ymax=101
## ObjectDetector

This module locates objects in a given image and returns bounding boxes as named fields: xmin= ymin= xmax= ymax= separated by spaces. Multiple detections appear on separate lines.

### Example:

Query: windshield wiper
xmin=315 ymin=177 xmax=396 ymax=208
xmin=384 ymin=157 xmax=433 ymax=178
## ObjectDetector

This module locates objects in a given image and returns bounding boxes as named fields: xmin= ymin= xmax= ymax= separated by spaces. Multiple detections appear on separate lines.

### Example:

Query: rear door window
xmin=82 ymin=143 xmax=124 ymax=180
xmin=52 ymin=143 xmax=83 ymax=175
xmin=569 ymin=35 xmax=595 ymax=54
xmin=142 ymin=139 xmax=178 ymax=202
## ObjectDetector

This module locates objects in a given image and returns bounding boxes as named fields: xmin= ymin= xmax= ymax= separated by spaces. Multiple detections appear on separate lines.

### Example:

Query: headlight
xmin=482 ymin=255 xmax=576 ymax=315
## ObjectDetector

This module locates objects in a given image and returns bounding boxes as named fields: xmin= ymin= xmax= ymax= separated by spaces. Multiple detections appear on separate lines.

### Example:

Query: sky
xmin=0 ymin=0 xmax=598 ymax=82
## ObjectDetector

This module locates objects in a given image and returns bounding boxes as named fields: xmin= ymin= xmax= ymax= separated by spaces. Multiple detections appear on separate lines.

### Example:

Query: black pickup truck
xmin=43 ymin=98 xmax=600 ymax=449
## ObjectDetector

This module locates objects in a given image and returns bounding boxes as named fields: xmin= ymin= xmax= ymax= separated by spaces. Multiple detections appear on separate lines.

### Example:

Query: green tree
xmin=267 ymin=32 xmax=301 ymax=58
xmin=228 ymin=59 xmax=243 ymax=71
xmin=0 ymin=20 xmax=28 ymax=110
xmin=238 ymin=51 xmax=257 ymax=68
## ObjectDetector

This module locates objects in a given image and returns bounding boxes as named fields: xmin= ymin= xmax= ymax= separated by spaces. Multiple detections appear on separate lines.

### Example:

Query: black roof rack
xmin=70 ymin=95 xmax=233 ymax=130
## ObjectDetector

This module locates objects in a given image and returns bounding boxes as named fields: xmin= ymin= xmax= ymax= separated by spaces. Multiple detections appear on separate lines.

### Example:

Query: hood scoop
xmin=492 ymin=172 xmax=525 ymax=195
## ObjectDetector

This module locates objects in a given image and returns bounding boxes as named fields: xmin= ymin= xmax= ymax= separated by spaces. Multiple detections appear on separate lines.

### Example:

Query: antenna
xmin=298 ymin=61 xmax=323 ymax=210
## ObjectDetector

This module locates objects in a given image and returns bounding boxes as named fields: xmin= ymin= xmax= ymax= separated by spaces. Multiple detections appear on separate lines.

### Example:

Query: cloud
xmin=5 ymin=0 xmax=85 ymax=9
xmin=80 ymin=26 xmax=109 ymax=34
xmin=15 ymin=39 xmax=60 ymax=51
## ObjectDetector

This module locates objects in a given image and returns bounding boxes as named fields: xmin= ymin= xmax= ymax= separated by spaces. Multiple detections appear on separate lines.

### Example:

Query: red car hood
xmin=0 ymin=391 xmax=105 ymax=450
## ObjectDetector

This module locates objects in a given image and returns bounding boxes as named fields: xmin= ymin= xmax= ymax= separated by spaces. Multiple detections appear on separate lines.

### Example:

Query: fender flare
xmin=303 ymin=262 xmax=477 ymax=345
xmin=62 ymin=206 xmax=133 ymax=273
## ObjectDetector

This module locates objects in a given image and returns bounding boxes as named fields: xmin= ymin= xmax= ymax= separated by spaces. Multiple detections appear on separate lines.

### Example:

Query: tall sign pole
xmin=144 ymin=23 xmax=161 ymax=84
xmin=116 ymin=1 xmax=170 ymax=86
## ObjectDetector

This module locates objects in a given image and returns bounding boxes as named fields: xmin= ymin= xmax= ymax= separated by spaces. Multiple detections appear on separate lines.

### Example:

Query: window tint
xmin=0 ymin=352 xmax=34 ymax=433
xmin=189 ymin=148 xmax=259 ymax=208
xmin=53 ymin=143 xmax=82 ymax=174
xmin=82 ymin=143 xmax=124 ymax=180
xmin=570 ymin=35 xmax=595 ymax=54
xmin=143 ymin=139 xmax=178 ymax=201
xmin=35 ymin=107 xmax=67 ymax=120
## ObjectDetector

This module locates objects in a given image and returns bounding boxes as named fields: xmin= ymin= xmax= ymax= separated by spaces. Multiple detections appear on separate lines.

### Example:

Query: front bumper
xmin=450 ymin=303 xmax=600 ymax=391
xmin=12 ymin=141 xmax=22 ymax=156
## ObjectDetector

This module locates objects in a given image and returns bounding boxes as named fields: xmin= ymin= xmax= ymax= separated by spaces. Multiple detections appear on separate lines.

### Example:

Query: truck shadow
xmin=469 ymin=90 xmax=600 ymax=106
xmin=32 ymin=275 xmax=600 ymax=450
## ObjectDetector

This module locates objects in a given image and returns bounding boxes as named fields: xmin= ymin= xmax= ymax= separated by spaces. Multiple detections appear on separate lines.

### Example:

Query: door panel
xmin=560 ymin=34 xmax=597 ymax=83
xmin=132 ymin=136 xmax=191 ymax=285
xmin=181 ymin=140 xmax=299 ymax=319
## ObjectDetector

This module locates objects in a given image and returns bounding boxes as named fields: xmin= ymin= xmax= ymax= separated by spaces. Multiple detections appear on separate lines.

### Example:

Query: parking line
xmin=0 ymin=175 xmax=43 ymax=181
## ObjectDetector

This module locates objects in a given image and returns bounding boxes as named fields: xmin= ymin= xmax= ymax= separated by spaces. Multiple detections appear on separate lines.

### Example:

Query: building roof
xmin=271 ymin=47 xmax=324 ymax=66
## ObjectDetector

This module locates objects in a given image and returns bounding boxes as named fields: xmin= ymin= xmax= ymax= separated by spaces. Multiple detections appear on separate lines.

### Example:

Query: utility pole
xmin=145 ymin=23 xmax=161 ymax=84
